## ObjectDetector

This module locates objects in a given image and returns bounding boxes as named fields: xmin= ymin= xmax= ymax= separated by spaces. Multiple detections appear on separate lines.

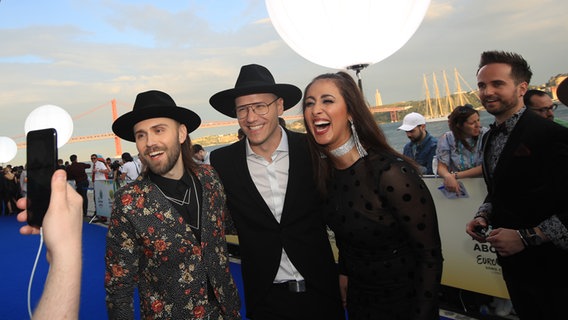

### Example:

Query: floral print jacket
xmin=105 ymin=165 xmax=241 ymax=319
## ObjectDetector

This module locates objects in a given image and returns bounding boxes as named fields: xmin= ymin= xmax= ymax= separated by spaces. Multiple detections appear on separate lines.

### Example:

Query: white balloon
xmin=0 ymin=136 xmax=18 ymax=163
xmin=265 ymin=0 xmax=431 ymax=69
xmin=24 ymin=104 xmax=74 ymax=148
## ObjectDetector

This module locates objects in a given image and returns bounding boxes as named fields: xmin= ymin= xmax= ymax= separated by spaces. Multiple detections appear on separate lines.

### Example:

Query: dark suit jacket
xmin=211 ymin=129 xmax=340 ymax=317
xmin=481 ymin=109 xmax=568 ymax=268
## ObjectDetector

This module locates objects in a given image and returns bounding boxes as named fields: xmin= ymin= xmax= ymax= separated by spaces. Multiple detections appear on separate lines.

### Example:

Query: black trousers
xmin=250 ymin=282 xmax=345 ymax=320
xmin=75 ymin=180 xmax=89 ymax=216
xmin=500 ymin=245 xmax=568 ymax=320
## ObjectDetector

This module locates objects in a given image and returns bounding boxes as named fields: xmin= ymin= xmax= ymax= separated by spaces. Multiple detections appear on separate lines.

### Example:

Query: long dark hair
xmin=182 ymin=136 xmax=198 ymax=173
xmin=447 ymin=104 xmax=480 ymax=151
xmin=302 ymin=71 xmax=406 ymax=195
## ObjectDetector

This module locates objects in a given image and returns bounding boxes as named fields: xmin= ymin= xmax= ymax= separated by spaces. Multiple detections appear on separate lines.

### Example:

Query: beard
xmin=143 ymin=142 xmax=181 ymax=176
xmin=483 ymin=90 xmax=522 ymax=117
xmin=409 ymin=129 xmax=425 ymax=143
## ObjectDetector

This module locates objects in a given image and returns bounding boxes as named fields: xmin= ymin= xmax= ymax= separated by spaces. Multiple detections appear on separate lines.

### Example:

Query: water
xmin=384 ymin=105 xmax=568 ymax=153
xmin=206 ymin=105 xmax=568 ymax=153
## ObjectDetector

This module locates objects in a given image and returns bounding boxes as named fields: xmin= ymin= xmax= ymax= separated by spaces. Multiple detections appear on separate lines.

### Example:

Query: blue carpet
xmin=1 ymin=215 xmax=457 ymax=320
xmin=0 ymin=215 xmax=246 ymax=320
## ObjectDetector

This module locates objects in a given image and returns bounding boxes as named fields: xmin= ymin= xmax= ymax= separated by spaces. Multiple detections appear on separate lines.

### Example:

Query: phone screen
xmin=26 ymin=128 xmax=58 ymax=227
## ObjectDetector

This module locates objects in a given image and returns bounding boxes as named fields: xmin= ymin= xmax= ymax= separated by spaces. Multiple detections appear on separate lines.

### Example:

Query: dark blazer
xmin=211 ymin=129 xmax=340 ymax=317
xmin=481 ymin=109 xmax=568 ymax=270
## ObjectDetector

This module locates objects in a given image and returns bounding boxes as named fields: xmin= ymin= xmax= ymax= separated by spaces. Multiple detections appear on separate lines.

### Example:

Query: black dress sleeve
xmin=375 ymin=157 xmax=444 ymax=320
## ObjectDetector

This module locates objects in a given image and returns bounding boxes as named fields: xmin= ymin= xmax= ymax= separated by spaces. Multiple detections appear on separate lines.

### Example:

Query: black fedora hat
xmin=112 ymin=90 xmax=201 ymax=142
xmin=209 ymin=64 xmax=302 ymax=118
xmin=557 ymin=77 xmax=568 ymax=106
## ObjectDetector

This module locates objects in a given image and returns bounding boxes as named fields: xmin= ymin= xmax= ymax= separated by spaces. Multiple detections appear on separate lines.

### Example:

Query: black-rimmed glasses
xmin=235 ymin=97 xmax=279 ymax=119
xmin=532 ymin=103 xmax=557 ymax=113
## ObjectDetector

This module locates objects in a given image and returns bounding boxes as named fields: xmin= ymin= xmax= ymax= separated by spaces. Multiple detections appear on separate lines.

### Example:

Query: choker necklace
xmin=329 ymin=135 xmax=355 ymax=157
xmin=153 ymin=174 xmax=200 ymax=229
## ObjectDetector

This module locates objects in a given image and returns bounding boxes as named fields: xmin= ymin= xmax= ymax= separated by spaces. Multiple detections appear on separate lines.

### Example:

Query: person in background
xmin=19 ymin=164 xmax=27 ymax=198
xmin=209 ymin=64 xmax=344 ymax=320
xmin=557 ymin=76 xmax=568 ymax=106
xmin=523 ymin=89 xmax=568 ymax=127
xmin=237 ymin=128 xmax=245 ymax=141
xmin=302 ymin=71 xmax=443 ymax=320
xmin=466 ymin=50 xmax=568 ymax=319
xmin=118 ymin=152 xmax=140 ymax=182
xmin=66 ymin=154 xmax=91 ymax=216
xmin=398 ymin=112 xmax=438 ymax=175
xmin=436 ymin=104 xmax=488 ymax=194
xmin=191 ymin=144 xmax=211 ymax=165
xmin=57 ymin=159 xmax=66 ymax=170
xmin=3 ymin=165 xmax=20 ymax=215
xmin=105 ymin=158 xmax=114 ymax=180
xmin=108 ymin=159 xmax=122 ymax=187
xmin=106 ymin=90 xmax=240 ymax=319
xmin=90 ymin=153 xmax=110 ymax=221
xmin=91 ymin=154 xmax=109 ymax=182
xmin=17 ymin=169 xmax=83 ymax=320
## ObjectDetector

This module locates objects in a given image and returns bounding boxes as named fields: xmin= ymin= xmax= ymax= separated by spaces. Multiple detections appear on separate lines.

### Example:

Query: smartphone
xmin=26 ymin=128 xmax=58 ymax=227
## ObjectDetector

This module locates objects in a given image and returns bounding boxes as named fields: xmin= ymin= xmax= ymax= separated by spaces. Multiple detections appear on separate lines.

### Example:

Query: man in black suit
xmin=209 ymin=64 xmax=344 ymax=320
xmin=466 ymin=51 xmax=568 ymax=319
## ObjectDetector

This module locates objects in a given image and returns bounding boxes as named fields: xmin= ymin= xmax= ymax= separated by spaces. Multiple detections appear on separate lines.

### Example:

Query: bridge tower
xmin=111 ymin=99 xmax=122 ymax=157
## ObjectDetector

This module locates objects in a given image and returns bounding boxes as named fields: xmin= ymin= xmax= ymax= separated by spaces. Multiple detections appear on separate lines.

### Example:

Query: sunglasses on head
xmin=457 ymin=104 xmax=474 ymax=114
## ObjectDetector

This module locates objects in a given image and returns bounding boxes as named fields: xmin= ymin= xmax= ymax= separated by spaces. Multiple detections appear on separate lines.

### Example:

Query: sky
xmin=1 ymin=0 xmax=567 ymax=165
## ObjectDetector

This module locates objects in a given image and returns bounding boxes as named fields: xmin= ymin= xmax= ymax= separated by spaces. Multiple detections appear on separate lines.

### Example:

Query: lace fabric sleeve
xmin=377 ymin=157 xmax=444 ymax=320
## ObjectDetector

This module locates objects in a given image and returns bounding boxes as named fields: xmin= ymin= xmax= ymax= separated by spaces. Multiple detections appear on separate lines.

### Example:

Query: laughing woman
xmin=302 ymin=71 xmax=443 ymax=320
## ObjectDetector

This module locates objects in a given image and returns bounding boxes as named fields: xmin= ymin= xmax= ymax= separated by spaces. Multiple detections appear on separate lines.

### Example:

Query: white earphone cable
xmin=27 ymin=227 xmax=44 ymax=319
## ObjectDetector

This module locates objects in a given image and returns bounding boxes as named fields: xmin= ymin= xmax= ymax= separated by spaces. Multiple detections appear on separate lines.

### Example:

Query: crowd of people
xmin=0 ymin=164 xmax=25 ymax=215
xmin=15 ymin=50 xmax=568 ymax=320
xmin=2 ymin=152 xmax=144 ymax=220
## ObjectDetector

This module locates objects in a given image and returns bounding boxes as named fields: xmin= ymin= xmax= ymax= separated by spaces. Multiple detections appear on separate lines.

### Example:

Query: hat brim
xmin=209 ymin=84 xmax=302 ymax=118
xmin=557 ymin=77 xmax=568 ymax=106
xmin=112 ymin=106 xmax=201 ymax=142
xmin=398 ymin=124 xmax=418 ymax=131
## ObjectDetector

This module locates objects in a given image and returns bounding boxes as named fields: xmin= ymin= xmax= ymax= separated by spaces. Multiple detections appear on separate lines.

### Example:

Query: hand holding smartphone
xmin=26 ymin=128 xmax=58 ymax=227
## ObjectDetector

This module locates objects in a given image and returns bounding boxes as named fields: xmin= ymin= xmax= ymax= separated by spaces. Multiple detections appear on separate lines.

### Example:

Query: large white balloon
xmin=265 ymin=0 xmax=431 ymax=69
xmin=24 ymin=105 xmax=74 ymax=148
xmin=0 ymin=136 xmax=18 ymax=163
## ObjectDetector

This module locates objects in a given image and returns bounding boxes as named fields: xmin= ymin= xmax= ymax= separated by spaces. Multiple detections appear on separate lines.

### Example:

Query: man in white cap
xmin=398 ymin=112 xmax=438 ymax=175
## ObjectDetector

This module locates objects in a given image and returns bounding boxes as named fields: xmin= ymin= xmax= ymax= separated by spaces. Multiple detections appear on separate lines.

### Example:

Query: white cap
xmin=398 ymin=112 xmax=426 ymax=131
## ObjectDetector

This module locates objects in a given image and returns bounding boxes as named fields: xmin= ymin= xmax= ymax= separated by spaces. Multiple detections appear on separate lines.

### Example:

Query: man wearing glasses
xmin=208 ymin=64 xmax=344 ymax=320
xmin=524 ymin=89 xmax=568 ymax=127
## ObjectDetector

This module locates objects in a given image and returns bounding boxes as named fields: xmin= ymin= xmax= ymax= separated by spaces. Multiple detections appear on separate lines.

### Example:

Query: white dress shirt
xmin=245 ymin=127 xmax=304 ymax=283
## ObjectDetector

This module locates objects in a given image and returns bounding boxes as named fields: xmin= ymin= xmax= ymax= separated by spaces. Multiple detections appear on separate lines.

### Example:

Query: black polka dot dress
xmin=324 ymin=151 xmax=443 ymax=320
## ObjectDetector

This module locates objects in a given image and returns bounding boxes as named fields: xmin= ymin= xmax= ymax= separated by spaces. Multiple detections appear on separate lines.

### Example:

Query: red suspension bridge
xmin=14 ymin=98 xmax=410 ymax=156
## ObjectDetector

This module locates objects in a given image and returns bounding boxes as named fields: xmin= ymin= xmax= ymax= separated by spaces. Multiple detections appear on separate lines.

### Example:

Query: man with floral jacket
xmin=105 ymin=90 xmax=241 ymax=319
